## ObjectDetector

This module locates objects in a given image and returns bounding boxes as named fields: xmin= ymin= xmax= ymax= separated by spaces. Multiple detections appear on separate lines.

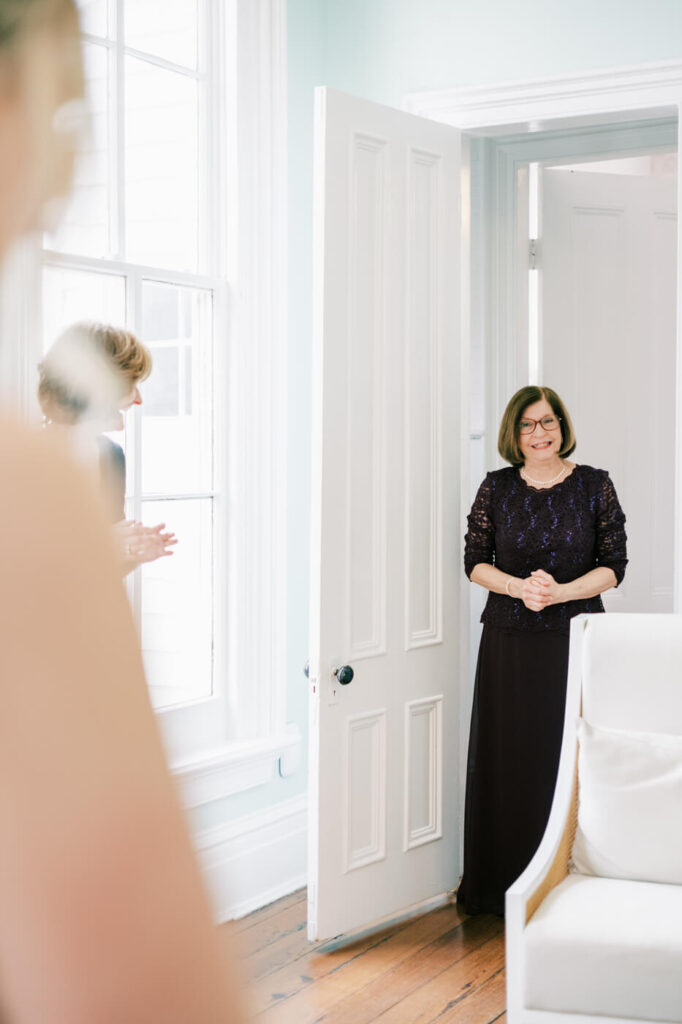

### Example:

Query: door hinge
xmin=529 ymin=238 xmax=539 ymax=270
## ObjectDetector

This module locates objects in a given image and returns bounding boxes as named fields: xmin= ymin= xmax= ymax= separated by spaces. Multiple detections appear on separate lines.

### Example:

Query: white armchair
xmin=506 ymin=613 xmax=682 ymax=1024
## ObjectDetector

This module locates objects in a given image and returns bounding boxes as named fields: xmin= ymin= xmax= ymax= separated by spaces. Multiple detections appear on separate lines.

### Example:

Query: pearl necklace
xmin=520 ymin=462 xmax=568 ymax=488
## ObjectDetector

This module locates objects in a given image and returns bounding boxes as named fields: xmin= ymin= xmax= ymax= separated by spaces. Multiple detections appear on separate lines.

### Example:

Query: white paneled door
xmin=541 ymin=168 xmax=677 ymax=613
xmin=308 ymin=88 xmax=463 ymax=941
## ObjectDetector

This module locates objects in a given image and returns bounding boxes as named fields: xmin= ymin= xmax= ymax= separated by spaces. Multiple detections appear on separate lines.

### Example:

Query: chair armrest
xmin=505 ymin=615 xmax=588 ymax=1023
xmin=508 ymin=755 xmax=578 ymax=925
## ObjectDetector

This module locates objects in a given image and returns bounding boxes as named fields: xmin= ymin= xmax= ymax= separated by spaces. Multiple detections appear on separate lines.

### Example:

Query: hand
xmin=133 ymin=522 xmax=178 ymax=564
xmin=113 ymin=520 xmax=177 ymax=572
xmin=522 ymin=568 xmax=563 ymax=611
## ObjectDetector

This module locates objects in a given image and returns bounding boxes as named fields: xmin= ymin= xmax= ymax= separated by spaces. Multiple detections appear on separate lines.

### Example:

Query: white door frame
xmin=472 ymin=116 xmax=675 ymax=469
xmin=406 ymin=61 xmax=682 ymax=612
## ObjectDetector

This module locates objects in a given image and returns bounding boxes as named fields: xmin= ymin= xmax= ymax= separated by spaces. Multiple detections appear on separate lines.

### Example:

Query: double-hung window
xmin=42 ymin=1 xmax=222 ymax=752
xmin=34 ymin=0 xmax=293 ymax=792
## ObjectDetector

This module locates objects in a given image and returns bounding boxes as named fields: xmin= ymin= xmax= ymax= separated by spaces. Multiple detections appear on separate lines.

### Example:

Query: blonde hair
xmin=498 ymin=385 xmax=576 ymax=467
xmin=38 ymin=321 xmax=152 ymax=423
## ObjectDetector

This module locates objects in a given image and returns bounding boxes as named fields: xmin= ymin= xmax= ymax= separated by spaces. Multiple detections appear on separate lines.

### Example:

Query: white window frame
xmin=9 ymin=0 xmax=296 ymax=806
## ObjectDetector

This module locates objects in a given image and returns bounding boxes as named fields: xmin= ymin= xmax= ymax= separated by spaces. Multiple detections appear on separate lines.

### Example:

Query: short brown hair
xmin=38 ymin=321 xmax=152 ymax=423
xmin=498 ymin=385 xmax=576 ymax=467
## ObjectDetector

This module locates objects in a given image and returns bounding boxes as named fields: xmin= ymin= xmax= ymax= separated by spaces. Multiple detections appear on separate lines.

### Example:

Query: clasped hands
xmin=519 ymin=568 xmax=563 ymax=612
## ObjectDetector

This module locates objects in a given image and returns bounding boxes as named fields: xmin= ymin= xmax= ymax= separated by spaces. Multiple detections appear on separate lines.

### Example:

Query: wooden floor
xmin=222 ymin=889 xmax=506 ymax=1023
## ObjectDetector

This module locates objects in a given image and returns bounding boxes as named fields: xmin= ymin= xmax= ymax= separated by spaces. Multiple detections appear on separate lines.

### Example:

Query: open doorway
xmin=406 ymin=65 xmax=682 ymax=606
xmin=413 ymin=81 xmax=681 ymax=900
xmin=308 ymin=66 xmax=682 ymax=945
xmin=530 ymin=150 xmax=677 ymax=613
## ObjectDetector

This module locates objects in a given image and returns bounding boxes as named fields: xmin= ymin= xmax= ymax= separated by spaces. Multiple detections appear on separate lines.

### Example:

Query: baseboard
xmin=193 ymin=793 xmax=308 ymax=922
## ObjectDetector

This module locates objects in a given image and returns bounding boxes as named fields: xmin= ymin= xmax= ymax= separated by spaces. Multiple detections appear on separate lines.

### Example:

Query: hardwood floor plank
xmin=251 ymin=902 xmax=465 ymax=1015
xmin=357 ymin=931 xmax=505 ymax=1024
xmin=437 ymin=968 xmax=506 ymax=1024
xmin=231 ymin=889 xmax=306 ymax=934
xmin=244 ymin=915 xmax=314 ymax=980
xmin=247 ymin=918 xmax=403 ymax=1014
xmin=253 ymin=902 xmax=470 ymax=1021
xmin=307 ymin=916 xmax=502 ymax=1024
xmin=226 ymin=890 xmax=508 ymax=1024
xmin=235 ymin=900 xmax=309 ymax=960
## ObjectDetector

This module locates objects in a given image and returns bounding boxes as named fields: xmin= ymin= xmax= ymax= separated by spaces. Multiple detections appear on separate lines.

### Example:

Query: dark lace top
xmin=464 ymin=465 xmax=627 ymax=633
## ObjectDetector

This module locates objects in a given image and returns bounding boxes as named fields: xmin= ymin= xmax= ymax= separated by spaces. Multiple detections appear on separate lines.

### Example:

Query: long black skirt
xmin=457 ymin=624 xmax=570 ymax=917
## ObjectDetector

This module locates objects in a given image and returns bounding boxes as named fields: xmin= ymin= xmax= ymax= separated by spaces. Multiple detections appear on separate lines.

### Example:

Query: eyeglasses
xmin=518 ymin=415 xmax=562 ymax=435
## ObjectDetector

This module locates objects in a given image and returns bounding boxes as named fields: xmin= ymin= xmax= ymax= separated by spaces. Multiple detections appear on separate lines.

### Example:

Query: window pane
xmin=143 ymin=347 xmax=179 ymax=415
xmin=47 ymin=43 xmax=111 ymax=258
xmin=138 ymin=282 xmax=213 ymax=494
xmin=76 ymin=0 xmax=109 ymax=37
xmin=124 ymin=0 xmax=198 ymax=70
xmin=140 ymin=497 xmax=213 ymax=709
xmin=42 ymin=267 xmax=126 ymax=350
xmin=125 ymin=58 xmax=198 ymax=271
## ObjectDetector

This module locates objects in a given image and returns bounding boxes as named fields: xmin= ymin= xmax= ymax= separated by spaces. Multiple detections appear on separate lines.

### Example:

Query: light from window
xmin=125 ymin=58 xmax=199 ymax=271
xmin=139 ymin=283 xmax=213 ymax=495
xmin=124 ymin=0 xmax=199 ymax=70
xmin=42 ymin=1 xmax=218 ymax=716
xmin=141 ymin=497 xmax=214 ymax=709
xmin=76 ymin=0 xmax=108 ymax=38
xmin=43 ymin=267 xmax=126 ymax=341
xmin=47 ymin=42 xmax=111 ymax=258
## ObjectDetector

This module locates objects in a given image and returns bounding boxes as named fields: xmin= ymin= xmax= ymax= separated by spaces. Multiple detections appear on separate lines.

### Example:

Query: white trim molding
xmin=194 ymin=793 xmax=307 ymax=922
xmin=174 ymin=726 xmax=302 ymax=808
xmin=405 ymin=60 xmax=682 ymax=129
xmin=224 ymin=0 xmax=290 ymax=743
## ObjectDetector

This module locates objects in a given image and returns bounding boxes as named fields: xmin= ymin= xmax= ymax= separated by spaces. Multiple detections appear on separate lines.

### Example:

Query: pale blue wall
xmin=322 ymin=0 xmax=682 ymax=107
xmin=195 ymin=0 xmax=682 ymax=833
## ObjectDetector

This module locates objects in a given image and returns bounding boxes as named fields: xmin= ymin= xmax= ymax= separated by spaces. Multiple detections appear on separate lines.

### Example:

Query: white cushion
xmin=570 ymin=718 xmax=682 ymax=885
xmin=525 ymin=874 xmax=682 ymax=1020
xmin=582 ymin=614 xmax=682 ymax=734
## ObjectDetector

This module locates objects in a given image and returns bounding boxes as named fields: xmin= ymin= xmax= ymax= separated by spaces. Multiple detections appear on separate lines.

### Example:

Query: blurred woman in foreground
xmin=0 ymin=1 xmax=243 ymax=1020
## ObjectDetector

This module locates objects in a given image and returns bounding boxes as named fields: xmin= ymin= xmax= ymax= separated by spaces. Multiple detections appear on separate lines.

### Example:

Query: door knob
xmin=334 ymin=665 xmax=354 ymax=685
xmin=303 ymin=661 xmax=309 ymax=678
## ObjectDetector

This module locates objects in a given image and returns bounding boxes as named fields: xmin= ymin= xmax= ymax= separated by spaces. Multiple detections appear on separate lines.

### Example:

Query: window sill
xmin=172 ymin=726 xmax=302 ymax=808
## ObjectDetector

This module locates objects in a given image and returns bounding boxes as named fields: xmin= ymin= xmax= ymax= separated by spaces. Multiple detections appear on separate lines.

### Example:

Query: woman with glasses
xmin=457 ymin=385 xmax=627 ymax=916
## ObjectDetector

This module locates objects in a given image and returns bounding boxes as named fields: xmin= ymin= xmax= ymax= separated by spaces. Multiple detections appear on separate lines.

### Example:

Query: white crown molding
xmin=194 ymin=793 xmax=307 ymax=921
xmin=404 ymin=60 xmax=682 ymax=129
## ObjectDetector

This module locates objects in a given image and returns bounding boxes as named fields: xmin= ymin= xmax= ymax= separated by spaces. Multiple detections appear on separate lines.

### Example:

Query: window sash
xmin=30 ymin=0 xmax=294 ymax=796
xmin=40 ymin=247 xmax=229 ymax=749
xmin=71 ymin=0 xmax=216 ymax=273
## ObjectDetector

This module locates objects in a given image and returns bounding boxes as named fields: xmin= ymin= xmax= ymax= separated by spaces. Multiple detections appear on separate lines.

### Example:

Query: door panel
xmin=308 ymin=88 xmax=462 ymax=940
xmin=541 ymin=168 xmax=677 ymax=613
